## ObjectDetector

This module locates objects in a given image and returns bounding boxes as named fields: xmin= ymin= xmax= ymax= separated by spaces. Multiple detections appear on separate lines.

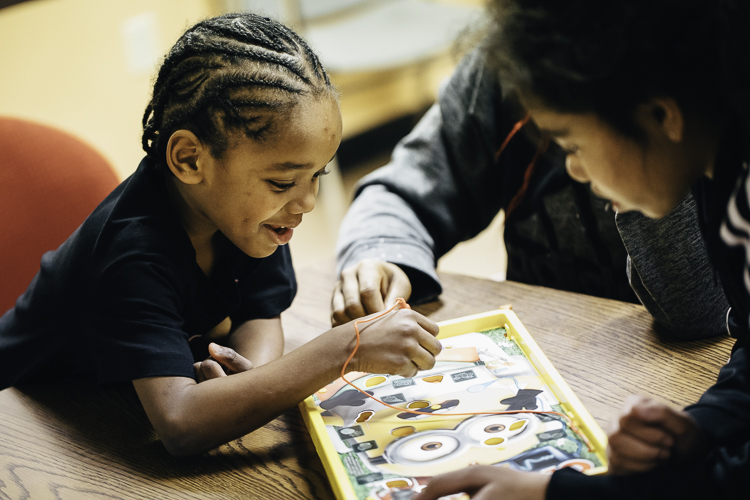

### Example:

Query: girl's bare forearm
xmin=134 ymin=328 xmax=349 ymax=457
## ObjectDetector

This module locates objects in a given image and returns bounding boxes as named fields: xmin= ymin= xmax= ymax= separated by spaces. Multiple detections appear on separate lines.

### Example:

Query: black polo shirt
xmin=0 ymin=157 xmax=296 ymax=388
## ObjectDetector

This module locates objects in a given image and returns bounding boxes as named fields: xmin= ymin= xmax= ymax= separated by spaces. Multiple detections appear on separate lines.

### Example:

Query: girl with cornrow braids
xmin=0 ymin=13 xmax=441 ymax=457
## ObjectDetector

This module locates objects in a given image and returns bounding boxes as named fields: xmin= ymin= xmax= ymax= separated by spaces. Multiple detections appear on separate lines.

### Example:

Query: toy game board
xmin=299 ymin=309 xmax=608 ymax=500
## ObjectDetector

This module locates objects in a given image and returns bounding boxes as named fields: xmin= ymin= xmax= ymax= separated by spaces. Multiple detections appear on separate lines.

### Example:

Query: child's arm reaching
xmin=607 ymin=395 xmax=708 ymax=474
xmin=414 ymin=466 xmax=550 ymax=500
xmin=133 ymin=308 xmax=441 ymax=457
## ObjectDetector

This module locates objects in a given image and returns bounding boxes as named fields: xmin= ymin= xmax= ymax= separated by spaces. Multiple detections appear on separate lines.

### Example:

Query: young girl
xmin=416 ymin=0 xmax=750 ymax=499
xmin=0 ymin=13 xmax=441 ymax=457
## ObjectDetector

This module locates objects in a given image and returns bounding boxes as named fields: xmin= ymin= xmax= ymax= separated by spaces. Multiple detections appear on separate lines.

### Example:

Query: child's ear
xmin=647 ymin=97 xmax=684 ymax=143
xmin=166 ymin=130 xmax=205 ymax=185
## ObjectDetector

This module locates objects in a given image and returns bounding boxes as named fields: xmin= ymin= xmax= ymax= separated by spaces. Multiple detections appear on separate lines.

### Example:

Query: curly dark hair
xmin=486 ymin=0 xmax=750 ymax=140
xmin=142 ymin=12 xmax=335 ymax=169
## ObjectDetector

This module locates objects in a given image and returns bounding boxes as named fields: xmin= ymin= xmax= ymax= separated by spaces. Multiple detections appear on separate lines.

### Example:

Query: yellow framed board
xmin=300 ymin=309 xmax=608 ymax=500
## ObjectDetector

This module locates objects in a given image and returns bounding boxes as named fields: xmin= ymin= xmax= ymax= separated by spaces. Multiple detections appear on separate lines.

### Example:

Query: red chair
xmin=0 ymin=117 xmax=120 ymax=314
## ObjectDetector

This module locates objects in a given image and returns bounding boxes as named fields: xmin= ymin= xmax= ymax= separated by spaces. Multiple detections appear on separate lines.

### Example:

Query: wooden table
xmin=0 ymin=263 xmax=733 ymax=499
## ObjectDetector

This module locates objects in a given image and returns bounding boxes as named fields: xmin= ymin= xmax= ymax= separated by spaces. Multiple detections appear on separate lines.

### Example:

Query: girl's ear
xmin=166 ymin=130 xmax=205 ymax=185
xmin=647 ymin=97 xmax=685 ymax=143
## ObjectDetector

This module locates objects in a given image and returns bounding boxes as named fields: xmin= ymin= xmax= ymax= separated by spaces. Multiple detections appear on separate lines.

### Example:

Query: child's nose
xmin=289 ymin=184 xmax=316 ymax=214
xmin=565 ymin=155 xmax=589 ymax=183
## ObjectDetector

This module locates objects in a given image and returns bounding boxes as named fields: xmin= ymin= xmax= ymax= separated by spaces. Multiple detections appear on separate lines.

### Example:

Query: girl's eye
xmin=562 ymin=145 xmax=579 ymax=155
xmin=268 ymin=180 xmax=296 ymax=191
xmin=267 ymin=168 xmax=329 ymax=191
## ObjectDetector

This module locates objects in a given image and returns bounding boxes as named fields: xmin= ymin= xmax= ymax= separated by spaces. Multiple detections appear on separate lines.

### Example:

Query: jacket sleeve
xmin=335 ymin=47 xmax=536 ymax=303
xmin=547 ymin=340 xmax=750 ymax=499
xmin=616 ymin=193 xmax=730 ymax=338
xmin=548 ymin=444 xmax=750 ymax=499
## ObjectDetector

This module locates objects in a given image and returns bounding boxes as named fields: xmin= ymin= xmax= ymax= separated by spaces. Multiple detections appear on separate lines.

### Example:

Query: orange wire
xmin=495 ymin=113 xmax=531 ymax=162
xmin=504 ymin=136 xmax=550 ymax=220
xmin=338 ymin=299 xmax=594 ymax=451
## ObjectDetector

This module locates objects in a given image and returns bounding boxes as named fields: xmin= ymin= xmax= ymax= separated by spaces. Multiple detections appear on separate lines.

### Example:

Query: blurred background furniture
xmin=0 ymin=117 xmax=119 ymax=314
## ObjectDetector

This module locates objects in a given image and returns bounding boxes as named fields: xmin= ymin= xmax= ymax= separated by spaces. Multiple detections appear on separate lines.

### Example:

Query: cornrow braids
xmin=142 ymin=13 xmax=334 ymax=169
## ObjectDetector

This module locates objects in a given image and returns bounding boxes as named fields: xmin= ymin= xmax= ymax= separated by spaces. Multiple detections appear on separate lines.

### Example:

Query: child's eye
xmin=314 ymin=168 xmax=331 ymax=179
xmin=268 ymin=180 xmax=296 ymax=191
xmin=562 ymin=145 xmax=579 ymax=156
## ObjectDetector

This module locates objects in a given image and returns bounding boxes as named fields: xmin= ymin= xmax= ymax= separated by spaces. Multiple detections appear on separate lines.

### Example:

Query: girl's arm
xmin=226 ymin=316 xmax=284 ymax=367
xmin=414 ymin=466 xmax=550 ymax=500
xmin=132 ymin=308 xmax=441 ymax=457
xmin=192 ymin=317 xmax=283 ymax=380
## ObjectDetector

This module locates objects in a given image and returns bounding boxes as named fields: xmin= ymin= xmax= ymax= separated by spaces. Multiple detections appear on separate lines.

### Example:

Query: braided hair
xmin=142 ymin=12 xmax=335 ymax=169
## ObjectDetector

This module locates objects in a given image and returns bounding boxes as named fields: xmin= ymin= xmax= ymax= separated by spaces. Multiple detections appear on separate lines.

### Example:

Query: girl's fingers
xmin=410 ymin=345 xmax=438 ymax=372
xmin=382 ymin=265 xmax=412 ymax=308
xmin=356 ymin=263 xmax=386 ymax=315
xmin=414 ymin=312 xmax=440 ymax=337
xmin=197 ymin=359 xmax=225 ymax=380
xmin=609 ymin=428 xmax=671 ymax=463
xmin=617 ymin=413 xmax=675 ymax=448
xmin=341 ymin=266 xmax=366 ymax=320
xmin=208 ymin=343 xmax=253 ymax=374
xmin=419 ymin=333 xmax=443 ymax=361
xmin=415 ymin=469 xmax=478 ymax=499
xmin=632 ymin=402 xmax=696 ymax=439
xmin=331 ymin=283 xmax=348 ymax=326
xmin=193 ymin=362 xmax=206 ymax=382
xmin=416 ymin=466 xmax=532 ymax=500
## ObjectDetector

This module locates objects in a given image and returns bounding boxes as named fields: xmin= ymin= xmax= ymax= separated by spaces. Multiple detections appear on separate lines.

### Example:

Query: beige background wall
xmin=0 ymin=0 xmax=213 ymax=180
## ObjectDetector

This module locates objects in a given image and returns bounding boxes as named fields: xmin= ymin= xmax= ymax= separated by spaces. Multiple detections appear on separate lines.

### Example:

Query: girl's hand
xmin=193 ymin=342 xmax=254 ymax=382
xmin=342 ymin=308 xmax=441 ymax=378
xmin=331 ymin=259 xmax=412 ymax=326
xmin=607 ymin=395 xmax=706 ymax=474
xmin=415 ymin=466 xmax=550 ymax=500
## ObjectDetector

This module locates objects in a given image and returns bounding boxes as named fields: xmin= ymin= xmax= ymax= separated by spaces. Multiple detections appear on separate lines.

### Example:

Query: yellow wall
xmin=0 ymin=0 xmax=214 ymax=180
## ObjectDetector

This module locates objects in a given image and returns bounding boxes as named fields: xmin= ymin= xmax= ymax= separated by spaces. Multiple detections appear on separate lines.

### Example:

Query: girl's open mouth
xmin=264 ymin=224 xmax=294 ymax=244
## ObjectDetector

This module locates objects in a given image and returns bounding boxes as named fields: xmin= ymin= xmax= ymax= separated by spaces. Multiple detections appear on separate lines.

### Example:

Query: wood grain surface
xmin=0 ymin=261 xmax=733 ymax=499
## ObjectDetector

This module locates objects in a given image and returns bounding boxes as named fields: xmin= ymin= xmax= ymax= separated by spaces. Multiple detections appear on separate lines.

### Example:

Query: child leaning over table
xmin=413 ymin=0 xmax=750 ymax=499
xmin=0 ymin=13 xmax=440 ymax=457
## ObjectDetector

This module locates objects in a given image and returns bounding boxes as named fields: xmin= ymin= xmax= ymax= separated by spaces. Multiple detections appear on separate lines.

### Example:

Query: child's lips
xmin=263 ymin=223 xmax=295 ymax=245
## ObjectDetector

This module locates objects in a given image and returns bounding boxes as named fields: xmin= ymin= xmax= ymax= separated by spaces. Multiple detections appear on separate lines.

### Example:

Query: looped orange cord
xmin=339 ymin=298 xmax=593 ymax=451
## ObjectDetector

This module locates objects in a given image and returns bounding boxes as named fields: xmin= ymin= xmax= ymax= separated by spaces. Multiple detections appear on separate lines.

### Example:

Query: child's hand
xmin=193 ymin=342 xmax=254 ymax=382
xmin=607 ymin=395 xmax=706 ymax=475
xmin=343 ymin=308 xmax=441 ymax=378
xmin=331 ymin=259 xmax=412 ymax=326
xmin=414 ymin=466 xmax=550 ymax=500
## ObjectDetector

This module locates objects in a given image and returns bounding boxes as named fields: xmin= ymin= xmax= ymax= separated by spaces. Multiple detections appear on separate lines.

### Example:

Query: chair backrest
xmin=0 ymin=117 xmax=120 ymax=314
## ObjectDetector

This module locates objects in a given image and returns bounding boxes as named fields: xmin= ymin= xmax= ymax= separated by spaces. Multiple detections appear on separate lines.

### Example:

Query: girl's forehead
xmin=221 ymin=99 xmax=341 ymax=169
xmin=530 ymin=108 xmax=603 ymax=139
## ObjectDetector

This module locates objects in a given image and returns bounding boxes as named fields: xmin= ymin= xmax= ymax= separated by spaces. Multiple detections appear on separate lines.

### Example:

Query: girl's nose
xmin=289 ymin=184 xmax=317 ymax=214
xmin=565 ymin=155 xmax=589 ymax=183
